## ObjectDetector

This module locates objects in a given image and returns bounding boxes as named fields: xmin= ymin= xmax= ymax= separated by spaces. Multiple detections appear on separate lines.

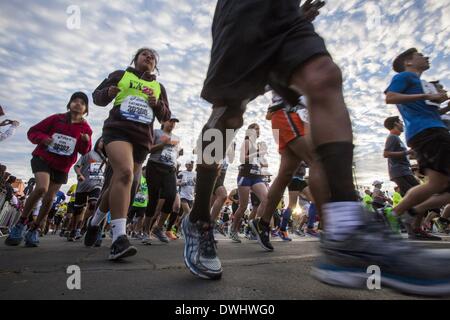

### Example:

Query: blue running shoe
xmin=182 ymin=215 xmax=222 ymax=280
xmin=24 ymin=229 xmax=40 ymax=247
xmin=5 ymin=223 xmax=25 ymax=246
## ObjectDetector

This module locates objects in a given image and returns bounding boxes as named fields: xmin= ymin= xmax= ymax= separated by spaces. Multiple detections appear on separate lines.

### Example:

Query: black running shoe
xmin=84 ymin=216 xmax=101 ymax=247
xmin=249 ymin=218 xmax=273 ymax=252
xmin=109 ymin=235 xmax=137 ymax=261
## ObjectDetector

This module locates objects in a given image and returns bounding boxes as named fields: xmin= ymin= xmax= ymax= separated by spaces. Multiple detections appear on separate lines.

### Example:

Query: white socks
xmin=323 ymin=201 xmax=363 ymax=241
xmin=111 ymin=218 xmax=126 ymax=243
xmin=91 ymin=208 xmax=107 ymax=226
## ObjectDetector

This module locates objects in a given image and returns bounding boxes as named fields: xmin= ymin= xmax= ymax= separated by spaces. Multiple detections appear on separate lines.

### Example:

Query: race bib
xmin=89 ymin=162 xmax=104 ymax=183
xmin=297 ymin=108 xmax=309 ymax=123
xmin=135 ymin=192 xmax=146 ymax=203
xmin=48 ymin=133 xmax=77 ymax=156
xmin=421 ymin=80 xmax=441 ymax=107
xmin=250 ymin=164 xmax=261 ymax=175
xmin=120 ymin=95 xmax=154 ymax=124
xmin=160 ymin=146 xmax=177 ymax=166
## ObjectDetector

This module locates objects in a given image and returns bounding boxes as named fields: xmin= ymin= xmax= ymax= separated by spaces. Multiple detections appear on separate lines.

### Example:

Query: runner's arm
xmin=92 ymin=70 xmax=124 ymax=106
xmin=153 ymin=84 xmax=171 ymax=123
xmin=27 ymin=114 xmax=57 ymax=145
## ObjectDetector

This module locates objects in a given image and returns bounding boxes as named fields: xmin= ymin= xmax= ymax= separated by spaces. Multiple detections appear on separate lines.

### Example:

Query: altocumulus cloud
xmin=0 ymin=0 xmax=449 ymax=193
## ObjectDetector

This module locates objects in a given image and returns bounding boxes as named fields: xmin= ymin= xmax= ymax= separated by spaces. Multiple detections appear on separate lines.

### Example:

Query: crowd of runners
xmin=1 ymin=0 xmax=450 ymax=297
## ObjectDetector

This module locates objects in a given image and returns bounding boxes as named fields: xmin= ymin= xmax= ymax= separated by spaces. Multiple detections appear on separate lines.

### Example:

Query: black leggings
xmin=145 ymin=161 xmax=177 ymax=217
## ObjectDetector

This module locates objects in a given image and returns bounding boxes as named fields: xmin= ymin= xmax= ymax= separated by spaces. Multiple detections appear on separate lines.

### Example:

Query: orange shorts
xmin=271 ymin=109 xmax=306 ymax=153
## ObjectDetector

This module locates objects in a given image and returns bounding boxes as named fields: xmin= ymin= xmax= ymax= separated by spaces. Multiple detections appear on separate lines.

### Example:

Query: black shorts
xmin=54 ymin=215 xmax=63 ymax=226
xmin=391 ymin=175 xmax=420 ymax=197
xmin=409 ymin=128 xmax=450 ymax=177
xmin=103 ymin=130 xmax=149 ymax=164
xmin=127 ymin=206 xmax=146 ymax=224
xmin=213 ymin=170 xmax=227 ymax=193
xmin=181 ymin=198 xmax=194 ymax=208
xmin=47 ymin=208 xmax=57 ymax=220
xmin=67 ymin=202 xmax=75 ymax=214
xmin=288 ymin=179 xmax=308 ymax=192
xmin=74 ymin=188 xmax=101 ymax=208
xmin=31 ymin=156 xmax=68 ymax=184
xmin=201 ymin=0 xmax=329 ymax=106
xmin=250 ymin=192 xmax=261 ymax=207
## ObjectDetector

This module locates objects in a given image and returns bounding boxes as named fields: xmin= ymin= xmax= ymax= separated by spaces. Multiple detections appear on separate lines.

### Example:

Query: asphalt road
xmin=1 ymin=232 xmax=450 ymax=300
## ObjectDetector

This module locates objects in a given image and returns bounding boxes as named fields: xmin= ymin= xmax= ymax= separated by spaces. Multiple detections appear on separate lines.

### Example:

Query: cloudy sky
xmin=0 ymin=0 xmax=449 ymax=194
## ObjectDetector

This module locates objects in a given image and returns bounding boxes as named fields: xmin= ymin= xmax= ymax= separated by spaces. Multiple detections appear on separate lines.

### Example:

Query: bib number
xmin=421 ymin=81 xmax=441 ymax=107
xmin=48 ymin=133 xmax=76 ymax=156
xmin=120 ymin=96 xmax=154 ymax=124
xmin=135 ymin=192 xmax=146 ymax=203
xmin=250 ymin=164 xmax=261 ymax=175
xmin=160 ymin=147 xmax=176 ymax=166
xmin=89 ymin=162 xmax=104 ymax=183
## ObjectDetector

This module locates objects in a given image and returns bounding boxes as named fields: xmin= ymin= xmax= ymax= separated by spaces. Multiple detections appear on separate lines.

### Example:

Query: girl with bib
xmin=86 ymin=48 xmax=171 ymax=260
xmin=5 ymin=92 xmax=92 ymax=247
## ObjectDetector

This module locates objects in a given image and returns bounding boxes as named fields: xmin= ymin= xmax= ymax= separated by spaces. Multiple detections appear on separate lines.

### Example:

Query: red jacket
xmin=28 ymin=113 xmax=92 ymax=173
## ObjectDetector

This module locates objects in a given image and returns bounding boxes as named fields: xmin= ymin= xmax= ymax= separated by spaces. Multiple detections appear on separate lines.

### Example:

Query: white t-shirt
xmin=178 ymin=170 xmax=196 ymax=201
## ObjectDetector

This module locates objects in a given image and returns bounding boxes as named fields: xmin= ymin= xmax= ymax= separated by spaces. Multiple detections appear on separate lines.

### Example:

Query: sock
xmin=316 ymin=142 xmax=358 ymax=202
xmin=323 ymin=202 xmax=363 ymax=241
xmin=189 ymin=166 xmax=219 ymax=223
xmin=307 ymin=203 xmax=317 ymax=229
xmin=111 ymin=218 xmax=126 ymax=243
xmin=91 ymin=208 xmax=107 ymax=226
xmin=280 ymin=208 xmax=292 ymax=232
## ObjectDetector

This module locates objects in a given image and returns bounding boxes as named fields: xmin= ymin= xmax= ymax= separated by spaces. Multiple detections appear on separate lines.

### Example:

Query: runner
xmin=5 ymin=92 xmax=92 ymax=247
xmin=127 ymin=167 xmax=148 ymax=240
xmin=67 ymin=138 xmax=106 ymax=241
xmin=210 ymin=143 xmax=235 ymax=232
xmin=249 ymin=91 xmax=326 ymax=251
xmin=228 ymin=123 xmax=268 ymax=243
xmin=142 ymin=116 xmax=180 ymax=244
xmin=171 ymin=161 xmax=196 ymax=240
xmin=61 ymin=183 xmax=77 ymax=237
xmin=53 ymin=202 xmax=67 ymax=235
xmin=43 ymin=190 xmax=66 ymax=235
xmin=85 ymin=47 xmax=171 ymax=260
xmin=183 ymin=1 xmax=450 ymax=295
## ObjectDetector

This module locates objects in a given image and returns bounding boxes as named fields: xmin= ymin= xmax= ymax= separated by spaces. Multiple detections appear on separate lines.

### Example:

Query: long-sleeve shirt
xmin=28 ymin=113 xmax=92 ymax=173
xmin=92 ymin=67 xmax=171 ymax=152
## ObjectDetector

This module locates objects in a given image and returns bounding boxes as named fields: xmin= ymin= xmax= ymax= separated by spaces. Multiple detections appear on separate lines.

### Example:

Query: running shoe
xmin=409 ymin=228 xmax=442 ymax=241
xmin=141 ymin=233 xmax=152 ymax=245
xmin=94 ymin=230 xmax=103 ymax=247
xmin=312 ymin=211 xmax=450 ymax=296
xmin=433 ymin=218 xmax=450 ymax=234
xmin=109 ymin=235 xmax=137 ymax=260
xmin=306 ymin=228 xmax=320 ymax=238
xmin=229 ymin=231 xmax=242 ymax=243
xmin=84 ymin=216 xmax=101 ymax=247
xmin=181 ymin=215 xmax=222 ymax=280
xmin=74 ymin=229 xmax=82 ymax=241
xmin=5 ymin=223 xmax=25 ymax=246
xmin=271 ymin=229 xmax=279 ymax=238
xmin=24 ymin=229 xmax=40 ymax=247
xmin=249 ymin=219 xmax=273 ymax=252
xmin=295 ymin=229 xmax=306 ymax=237
xmin=152 ymin=227 xmax=170 ymax=243
xmin=278 ymin=230 xmax=292 ymax=241
xmin=67 ymin=230 xmax=76 ymax=242
xmin=166 ymin=230 xmax=178 ymax=241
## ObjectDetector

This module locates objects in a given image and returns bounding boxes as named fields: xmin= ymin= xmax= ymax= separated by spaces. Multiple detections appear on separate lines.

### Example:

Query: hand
xmin=143 ymin=87 xmax=157 ymax=108
xmin=42 ymin=137 xmax=53 ymax=146
xmin=301 ymin=0 xmax=326 ymax=22
xmin=107 ymin=86 xmax=120 ymax=99
xmin=426 ymin=92 xmax=448 ymax=104
xmin=77 ymin=174 xmax=85 ymax=182
xmin=80 ymin=133 xmax=90 ymax=142
xmin=11 ymin=120 xmax=19 ymax=127
xmin=169 ymin=139 xmax=179 ymax=146
xmin=160 ymin=135 xmax=171 ymax=145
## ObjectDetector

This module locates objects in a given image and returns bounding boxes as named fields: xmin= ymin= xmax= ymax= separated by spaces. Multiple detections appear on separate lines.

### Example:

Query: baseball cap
xmin=372 ymin=180 xmax=383 ymax=186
